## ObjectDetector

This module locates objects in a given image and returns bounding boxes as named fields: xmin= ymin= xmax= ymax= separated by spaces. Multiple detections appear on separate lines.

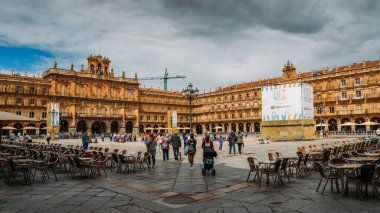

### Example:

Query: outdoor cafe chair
xmin=139 ymin=152 xmax=151 ymax=172
xmin=111 ymin=153 xmax=121 ymax=173
xmin=288 ymin=155 xmax=303 ymax=178
xmin=354 ymin=164 xmax=377 ymax=200
xmin=259 ymin=159 xmax=282 ymax=186
xmin=316 ymin=162 xmax=340 ymax=195
xmin=246 ymin=157 xmax=260 ymax=183
xmin=279 ymin=158 xmax=290 ymax=184
xmin=95 ymin=155 xmax=108 ymax=176
xmin=301 ymin=154 xmax=311 ymax=176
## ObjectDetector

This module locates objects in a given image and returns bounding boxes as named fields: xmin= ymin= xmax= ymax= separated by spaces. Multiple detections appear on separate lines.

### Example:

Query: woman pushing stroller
xmin=201 ymin=135 xmax=217 ymax=176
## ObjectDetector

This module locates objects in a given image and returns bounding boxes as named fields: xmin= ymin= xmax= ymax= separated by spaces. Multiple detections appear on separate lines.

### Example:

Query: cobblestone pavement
xmin=1 ymin=137 xmax=379 ymax=212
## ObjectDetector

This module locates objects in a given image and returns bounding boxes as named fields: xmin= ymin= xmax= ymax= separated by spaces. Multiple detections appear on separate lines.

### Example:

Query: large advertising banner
xmin=262 ymin=82 xmax=313 ymax=121
xmin=49 ymin=103 xmax=60 ymax=126
xmin=171 ymin=110 xmax=178 ymax=128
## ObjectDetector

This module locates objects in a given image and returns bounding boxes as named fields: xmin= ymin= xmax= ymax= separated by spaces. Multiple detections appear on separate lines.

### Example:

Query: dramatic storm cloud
xmin=0 ymin=0 xmax=379 ymax=91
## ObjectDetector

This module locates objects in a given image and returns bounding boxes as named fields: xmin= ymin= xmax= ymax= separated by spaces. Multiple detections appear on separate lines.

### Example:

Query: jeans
xmin=173 ymin=147 xmax=179 ymax=160
xmin=83 ymin=142 xmax=89 ymax=150
xmin=148 ymin=154 xmax=155 ymax=166
xmin=219 ymin=142 xmax=223 ymax=151
xmin=163 ymin=149 xmax=169 ymax=161
xmin=229 ymin=143 xmax=236 ymax=154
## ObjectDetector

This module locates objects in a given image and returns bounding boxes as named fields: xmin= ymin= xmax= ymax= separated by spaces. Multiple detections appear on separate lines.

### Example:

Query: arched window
xmin=97 ymin=64 xmax=102 ymax=75
xmin=90 ymin=65 xmax=94 ymax=74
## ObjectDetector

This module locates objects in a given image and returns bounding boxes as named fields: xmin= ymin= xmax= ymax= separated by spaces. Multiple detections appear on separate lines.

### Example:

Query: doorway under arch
xmin=246 ymin=123 xmax=251 ymax=133
xmin=60 ymin=120 xmax=69 ymax=133
xmin=254 ymin=122 xmax=260 ymax=133
xmin=238 ymin=123 xmax=244 ymax=132
xmin=77 ymin=120 xmax=87 ymax=133
xmin=111 ymin=121 xmax=119 ymax=133
xmin=231 ymin=123 xmax=236 ymax=132
xmin=328 ymin=119 xmax=337 ymax=131
xmin=196 ymin=125 xmax=203 ymax=134
xmin=91 ymin=121 xmax=106 ymax=134
xmin=126 ymin=121 xmax=133 ymax=133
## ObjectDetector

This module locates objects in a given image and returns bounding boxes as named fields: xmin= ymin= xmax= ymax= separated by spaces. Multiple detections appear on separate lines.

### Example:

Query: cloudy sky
xmin=0 ymin=0 xmax=380 ymax=91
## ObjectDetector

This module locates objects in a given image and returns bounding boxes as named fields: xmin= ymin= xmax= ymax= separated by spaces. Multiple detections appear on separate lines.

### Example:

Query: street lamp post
xmin=182 ymin=83 xmax=199 ymax=133
xmin=317 ymin=105 xmax=324 ymax=134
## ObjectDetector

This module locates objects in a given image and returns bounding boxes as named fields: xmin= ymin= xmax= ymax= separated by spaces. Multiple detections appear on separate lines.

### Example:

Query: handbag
xmin=184 ymin=146 xmax=189 ymax=155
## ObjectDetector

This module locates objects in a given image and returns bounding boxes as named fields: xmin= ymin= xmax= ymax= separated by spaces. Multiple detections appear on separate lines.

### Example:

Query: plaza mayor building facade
xmin=0 ymin=54 xmax=380 ymax=135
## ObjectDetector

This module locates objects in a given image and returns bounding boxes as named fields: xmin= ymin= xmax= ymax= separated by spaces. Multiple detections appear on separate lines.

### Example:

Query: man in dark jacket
xmin=170 ymin=133 xmax=182 ymax=160
xmin=228 ymin=132 xmax=237 ymax=155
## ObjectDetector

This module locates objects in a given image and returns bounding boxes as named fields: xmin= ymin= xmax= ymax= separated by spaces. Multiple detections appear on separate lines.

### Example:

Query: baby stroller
xmin=202 ymin=147 xmax=216 ymax=176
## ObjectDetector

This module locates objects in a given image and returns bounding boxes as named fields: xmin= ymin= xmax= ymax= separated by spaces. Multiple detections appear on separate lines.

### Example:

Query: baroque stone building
xmin=1 ymin=55 xmax=380 ymax=135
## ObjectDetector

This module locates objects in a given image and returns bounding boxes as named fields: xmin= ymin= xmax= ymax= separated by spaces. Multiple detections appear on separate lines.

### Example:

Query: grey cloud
xmin=0 ymin=0 xmax=380 ymax=91
xmin=159 ymin=0 xmax=331 ymax=37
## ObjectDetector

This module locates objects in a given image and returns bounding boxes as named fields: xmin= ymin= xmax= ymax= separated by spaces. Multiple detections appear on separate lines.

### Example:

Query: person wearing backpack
xmin=162 ymin=136 xmax=170 ymax=161
xmin=228 ymin=132 xmax=237 ymax=155
xmin=186 ymin=132 xmax=197 ymax=170
xmin=146 ymin=133 xmax=157 ymax=168
xmin=236 ymin=131 xmax=244 ymax=154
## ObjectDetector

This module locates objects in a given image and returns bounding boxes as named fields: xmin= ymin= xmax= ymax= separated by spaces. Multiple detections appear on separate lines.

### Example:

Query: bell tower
xmin=281 ymin=60 xmax=297 ymax=80
xmin=87 ymin=54 xmax=111 ymax=76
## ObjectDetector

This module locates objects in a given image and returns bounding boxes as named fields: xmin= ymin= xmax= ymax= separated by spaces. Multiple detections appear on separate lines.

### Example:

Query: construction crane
xmin=139 ymin=68 xmax=186 ymax=90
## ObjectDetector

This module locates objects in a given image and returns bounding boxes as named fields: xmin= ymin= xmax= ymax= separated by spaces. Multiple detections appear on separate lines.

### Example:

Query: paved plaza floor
xmin=1 ymin=136 xmax=379 ymax=212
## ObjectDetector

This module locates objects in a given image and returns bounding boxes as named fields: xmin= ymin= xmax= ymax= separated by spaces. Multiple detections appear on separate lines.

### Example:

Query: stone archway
xmin=160 ymin=125 xmax=165 ymax=133
xmin=370 ymin=117 xmax=380 ymax=130
xmin=238 ymin=123 xmax=244 ymax=132
xmin=60 ymin=120 xmax=69 ymax=133
xmin=26 ymin=123 xmax=37 ymax=135
xmin=125 ymin=121 xmax=133 ymax=133
xmin=246 ymin=123 xmax=251 ymax=133
xmin=231 ymin=123 xmax=236 ymax=132
xmin=40 ymin=123 xmax=47 ymax=135
xmin=153 ymin=125 xmax=158 ymax=133
xmin=13 ymin=123 xmax=23 ymax=134
xmin=328 ymin=119 xmax=338 ymax=131
xmin=111 ymin=121 xmax=119 ymax=133
xmin=355 ymin=117 xmax=366 ymax=132
xmin=146 ymin=125 xmax=152 ymax=133
xmin=196 ymin=125 xmax=203 ymax=134
xmin=77 ymin=120 xmax=87 ymax=133
xmin=254 ymin=122 xmax=260 ymax=133
xmin=224 ymin=124 xmax=229 ymax=132
xmin=211 ymin=124 xmax=216 ymax=133
xmin=341 ymin=118 xmax=351 ymax=131
xmin=205 ymin=124 xmax=210 ymax=132
xmin=91 ymin=121 xmax=106 ymax=134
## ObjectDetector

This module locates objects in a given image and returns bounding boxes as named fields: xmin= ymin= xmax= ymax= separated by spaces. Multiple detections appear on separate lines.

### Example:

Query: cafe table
xmin=330 ymin=163 xmax=363 ymax=195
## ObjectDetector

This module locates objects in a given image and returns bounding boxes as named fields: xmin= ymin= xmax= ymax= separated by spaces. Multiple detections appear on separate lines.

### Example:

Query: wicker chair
xmin=315 ymin=163 xmax=340 ymax=195
xmin=246 ymin=157 xmax=260 ymax=183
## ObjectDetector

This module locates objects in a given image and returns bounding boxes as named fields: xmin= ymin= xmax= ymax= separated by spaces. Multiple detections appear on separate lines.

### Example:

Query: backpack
xmin=188 ymin=144 xmax=195 ymax=154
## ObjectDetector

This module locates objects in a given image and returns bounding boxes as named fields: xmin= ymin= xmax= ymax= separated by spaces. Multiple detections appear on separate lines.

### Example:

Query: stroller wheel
xmin=212 ymin=169 xmax=216 ymax=176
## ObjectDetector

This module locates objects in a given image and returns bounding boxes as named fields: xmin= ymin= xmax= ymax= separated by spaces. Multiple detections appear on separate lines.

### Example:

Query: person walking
xmin=156 ymin=133 xmax=164 ymax=154
xmin=236 ymin=131 xmax=244 ymax=154
xmin=218 ymin=135 xmax=224 ymax=151
xmin=228 ymin=132 xmax=237 ymax=155
xmin=162 ymin=136 xmax=170 ymax=161
xmin=146 ymin=133 xmax=157 ymax=168
xmin=82 ymin=133 xmax=90 ymax=150
xmin=101 ymin=131 xmax=105 ymax=142
xmin=46 ymin=132 xmax=51 ymax=145
xmin=186 ymin=132 xmax=197 ymax=170
xmin=170 ymin=132 xmax=181 ymax=160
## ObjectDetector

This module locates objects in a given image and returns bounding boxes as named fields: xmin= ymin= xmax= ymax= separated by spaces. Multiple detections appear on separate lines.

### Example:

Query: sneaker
xmin=190 ymin=167 xmax=193 ymax=170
